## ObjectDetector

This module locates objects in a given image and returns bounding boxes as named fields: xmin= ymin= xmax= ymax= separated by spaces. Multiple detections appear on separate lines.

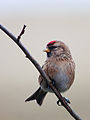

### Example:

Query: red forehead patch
xmin=47 ymin=40 xmax=56 ymax=46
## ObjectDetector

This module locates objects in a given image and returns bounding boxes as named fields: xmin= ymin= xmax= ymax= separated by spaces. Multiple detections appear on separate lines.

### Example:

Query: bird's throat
xmin=47 ymin=52 xmax=52 ymax=57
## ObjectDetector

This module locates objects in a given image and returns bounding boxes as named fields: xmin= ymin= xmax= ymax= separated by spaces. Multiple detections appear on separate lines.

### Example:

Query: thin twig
xmin=17 ymin=25 xmax=26 ymax=41
xmin=0 ymin=24 xmax=82 ymax=120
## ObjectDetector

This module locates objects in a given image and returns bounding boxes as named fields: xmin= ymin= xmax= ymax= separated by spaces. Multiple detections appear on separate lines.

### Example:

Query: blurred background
xmin=0 ymin=0 xmax=90 ymax=120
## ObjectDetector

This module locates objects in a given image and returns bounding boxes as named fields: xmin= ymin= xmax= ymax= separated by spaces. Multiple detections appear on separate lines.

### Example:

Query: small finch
xmin=25 ymin=40 xmax=75 ymax=106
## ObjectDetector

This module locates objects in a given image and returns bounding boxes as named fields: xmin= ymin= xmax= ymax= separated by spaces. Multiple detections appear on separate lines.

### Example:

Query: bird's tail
xmin=25 ymin=87 xmax=47 ymax=106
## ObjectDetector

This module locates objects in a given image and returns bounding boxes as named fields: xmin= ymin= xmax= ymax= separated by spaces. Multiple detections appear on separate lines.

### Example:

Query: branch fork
xmin=17 ymin=25 xmax=26 ymax=41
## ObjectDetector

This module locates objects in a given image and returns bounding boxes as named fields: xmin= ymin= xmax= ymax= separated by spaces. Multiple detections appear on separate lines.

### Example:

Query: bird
xmin=25 ymin=40 xmax=75 ymax=106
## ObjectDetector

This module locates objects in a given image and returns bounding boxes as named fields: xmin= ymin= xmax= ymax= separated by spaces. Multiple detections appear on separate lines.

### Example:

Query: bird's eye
xmin=49 ymin=46 xmax=57 ymax=50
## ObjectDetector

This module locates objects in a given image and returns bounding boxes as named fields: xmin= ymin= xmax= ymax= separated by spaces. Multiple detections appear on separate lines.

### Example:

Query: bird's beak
xmin=43 ymin=48 xmax=50 ymax=53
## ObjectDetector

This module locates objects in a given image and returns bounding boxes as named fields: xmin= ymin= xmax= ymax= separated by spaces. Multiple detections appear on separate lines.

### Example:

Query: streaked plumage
xmin=25 ymin=40 xmax=75 ymax=106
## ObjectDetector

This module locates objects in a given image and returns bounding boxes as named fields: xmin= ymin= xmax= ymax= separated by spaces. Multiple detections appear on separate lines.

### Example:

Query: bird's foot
xmin=47 ymin=80 xmax=55 ymax=89
xmin=57 ymin=97 xmax=70 ymax=106
xmin=52 ymin=80 xmax=55 ymax=85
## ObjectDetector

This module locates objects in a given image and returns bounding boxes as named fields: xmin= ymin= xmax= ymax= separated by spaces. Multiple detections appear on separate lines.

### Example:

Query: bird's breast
xmin=40 ymin=60 xmax=75 ymax=93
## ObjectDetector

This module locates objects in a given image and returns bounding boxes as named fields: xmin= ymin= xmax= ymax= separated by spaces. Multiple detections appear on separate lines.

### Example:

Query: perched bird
xmin=25 ymin=40 xmax=75 ymax=106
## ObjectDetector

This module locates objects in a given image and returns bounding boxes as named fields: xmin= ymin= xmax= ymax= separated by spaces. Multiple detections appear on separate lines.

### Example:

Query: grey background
xmin=0 ymin=0 xmax=90 ymax=120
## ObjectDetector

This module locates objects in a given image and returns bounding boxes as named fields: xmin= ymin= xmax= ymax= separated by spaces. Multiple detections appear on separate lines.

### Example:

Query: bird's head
xmin=44 ymin=40 xmax=71 ymax=58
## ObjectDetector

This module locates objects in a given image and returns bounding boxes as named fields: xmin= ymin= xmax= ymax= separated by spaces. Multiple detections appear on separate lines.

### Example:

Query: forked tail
xmin=25 ymin=87 xmax=47 ymax=106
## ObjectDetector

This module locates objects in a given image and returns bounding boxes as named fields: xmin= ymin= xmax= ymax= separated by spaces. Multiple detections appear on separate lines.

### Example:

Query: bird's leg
xmin=57 ymin=97 xmax=71 ymax=106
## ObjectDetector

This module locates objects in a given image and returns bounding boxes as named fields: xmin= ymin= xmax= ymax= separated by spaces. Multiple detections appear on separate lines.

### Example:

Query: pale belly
xmin=41 ymin=71 xmax=70 ymax=93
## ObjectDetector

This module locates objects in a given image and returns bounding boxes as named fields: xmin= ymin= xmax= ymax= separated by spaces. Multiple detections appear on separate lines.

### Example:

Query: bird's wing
xmin=38 ymin=62 xmax=58 ymax=85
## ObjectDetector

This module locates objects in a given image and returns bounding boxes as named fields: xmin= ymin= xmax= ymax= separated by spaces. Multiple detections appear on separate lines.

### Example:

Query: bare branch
xmin=0 ymin=24 xmax=82 ymax=120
